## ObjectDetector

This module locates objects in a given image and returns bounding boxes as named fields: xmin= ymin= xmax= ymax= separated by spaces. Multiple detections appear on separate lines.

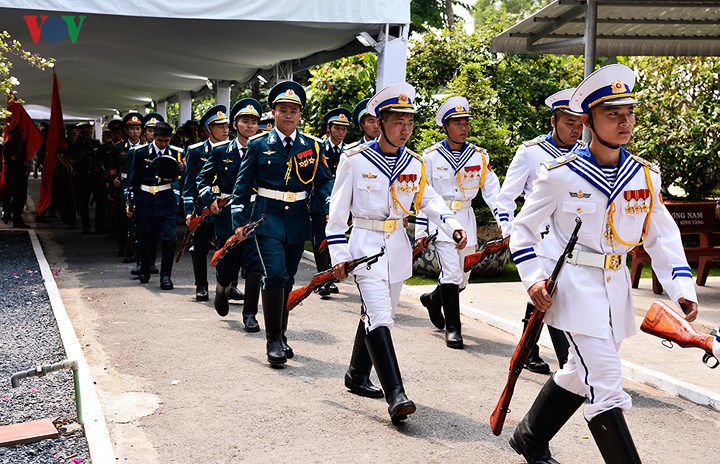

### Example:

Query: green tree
xmin=630 ymin=56 xmax=720 ymax=200
xmin=304 ymin=53 xmax=377 ymax=140
xmin=473 ymin=0 xmax=549 ymax=25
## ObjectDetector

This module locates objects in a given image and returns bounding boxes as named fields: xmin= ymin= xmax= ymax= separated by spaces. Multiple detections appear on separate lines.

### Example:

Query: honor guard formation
xmin=6 ymin=64 xmax=702 ymax=463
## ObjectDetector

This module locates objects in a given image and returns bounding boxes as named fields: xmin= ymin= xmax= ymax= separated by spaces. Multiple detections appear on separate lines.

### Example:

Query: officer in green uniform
xmin=109 ymin=112 xmax=144 ymax=262
xmin=183 ymin=105 xmax=230 ymax=301
xmin=198 ymin=98 xmax=263 ymax=331
xmin=126 ymin=122 xmax=183 ymax=288
xmin=311 ymin=107 xmax=351 ymax=296
xmin=142 ymin=112 xmax=164 ymax=144
xmin=231 ymin=81 xmax=334 ymax=365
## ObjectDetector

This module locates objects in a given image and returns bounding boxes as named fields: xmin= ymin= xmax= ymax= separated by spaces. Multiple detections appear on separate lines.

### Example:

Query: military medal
xmin=623 ymin=190 xmax=633 ymax=214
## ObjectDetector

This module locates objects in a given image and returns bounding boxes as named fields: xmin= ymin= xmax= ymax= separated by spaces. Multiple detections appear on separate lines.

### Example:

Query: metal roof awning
xmin=0 ymin=1 xmax=411 ymax=118
xmin=491 ymin=0 xmax=720 ymax=57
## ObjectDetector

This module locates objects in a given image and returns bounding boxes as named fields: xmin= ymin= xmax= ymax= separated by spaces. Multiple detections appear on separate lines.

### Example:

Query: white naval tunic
xmin=496 ymin=132 xmax=581 ymax=239
xmin=415 ymin=140 xmax=501 ymax=286
xmin=510 ymin=145 xmax=697 ymax=342
xmin=326 ymin=142 xmax=463 ymax=285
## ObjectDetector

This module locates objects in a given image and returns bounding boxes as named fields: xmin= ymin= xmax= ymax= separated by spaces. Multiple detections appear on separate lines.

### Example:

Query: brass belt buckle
xmin=604 ymin=254 xmax=622 ymax=270
xmin=383 ymin=220 xmax=397 ymax=232
xmin=148 ymin=185 xmax=159 ymax=194
xmin=450 ymin=200 xmax=463 ymax=210
xmin=284 ymin=191 xmax=297 ymax=202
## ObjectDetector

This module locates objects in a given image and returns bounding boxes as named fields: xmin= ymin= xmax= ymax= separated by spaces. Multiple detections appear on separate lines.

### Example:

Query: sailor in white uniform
xmin=326 ymin=83 xmax=467 ymax=424
xmin=496 ymin=88 xmax=584 ymax=373
xmin=416 ymin=96 xmax=501 ymax=349
xmin=508 ymin=64 xmax=699 ymax=464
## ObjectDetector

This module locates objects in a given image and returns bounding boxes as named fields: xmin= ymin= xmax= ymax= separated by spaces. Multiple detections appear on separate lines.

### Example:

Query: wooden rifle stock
xmin=412 ymin=230 xmax=438 ymax=263
xmin=176 ymin=196 xmax=231 ymax=262
xmin=641 ymin=300 xmax=718 ymax=368
xmin=489 ymin=217 xmax=582 ymax=436
xmin=287 ymin=247 xmax=385 ymax=311
xmin=463 ymin=239 xmax=508 ymax=273
xmin=210 ymin=214 xmax=265 ymax=267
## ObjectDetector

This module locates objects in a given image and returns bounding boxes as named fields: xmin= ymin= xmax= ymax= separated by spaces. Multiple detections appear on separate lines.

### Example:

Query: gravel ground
xmin=0 ymin=230 xmax=91 ymax=464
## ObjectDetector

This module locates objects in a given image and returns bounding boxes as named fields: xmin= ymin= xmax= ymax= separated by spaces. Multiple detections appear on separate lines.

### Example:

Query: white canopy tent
xmin=0 ymin=1 xmax=411 ymax=120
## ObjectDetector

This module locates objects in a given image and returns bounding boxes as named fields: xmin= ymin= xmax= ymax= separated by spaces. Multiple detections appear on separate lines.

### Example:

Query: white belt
xmin=446 ymin=199 xmax=472 ymax=210
xmin=257 ymin=187 xmax=307 ymax=202
xmin=354 ymin=217 xmax=401 ymax=233
xmin=140 ymin=184 xmax=171 ymax=194
xmin=120 ymin=173 xmax=127 ymax=179
xmin=566 ymin=250 xmax=626 ymax=271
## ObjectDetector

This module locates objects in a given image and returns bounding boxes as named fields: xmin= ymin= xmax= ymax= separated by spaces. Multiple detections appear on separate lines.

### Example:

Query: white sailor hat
xmin=435 ymin=96 xmax=470 ymax=126
xmin=570 ymin=64 xmax=640 ymax=114
xmin=367 ymin=82 xmax=416 ymax=117
xmin=545 ymin=88 xmax=582 ymax=116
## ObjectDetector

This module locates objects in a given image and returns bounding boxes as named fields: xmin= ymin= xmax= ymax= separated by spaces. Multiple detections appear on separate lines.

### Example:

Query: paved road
xmin=36 ymin=225 xmax=719 ymax=463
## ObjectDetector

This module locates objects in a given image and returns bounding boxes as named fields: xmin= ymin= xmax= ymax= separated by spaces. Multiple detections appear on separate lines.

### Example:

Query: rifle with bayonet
xmin=210 ymin=214 xmax=265 ymax=267
xmin=463 ymin=238 xmax=508 ymax=273
xmin=490 ymin=216 xmax=582 ymax=436
xmin=176 ymin=195 xmax=231 ymax=263
xmin=287 ymin=247 xmax=385 ymax=311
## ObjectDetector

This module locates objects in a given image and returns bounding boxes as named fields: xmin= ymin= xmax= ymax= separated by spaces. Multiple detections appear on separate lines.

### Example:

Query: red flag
xmin=0 ymin=93 xmax=43 ymax=200
xmin=37 ymin=73 xmax=66 ymax=216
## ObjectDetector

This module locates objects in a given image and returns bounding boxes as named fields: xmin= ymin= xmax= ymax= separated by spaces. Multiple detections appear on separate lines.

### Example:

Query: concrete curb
xmin=29 ymin=230 xmax=117 ymax=463
xmin=401 ymin=283 xmax=720 ymax=413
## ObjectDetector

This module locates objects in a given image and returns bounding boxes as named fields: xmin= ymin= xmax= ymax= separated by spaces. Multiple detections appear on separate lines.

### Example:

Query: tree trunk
xmin=444 ymin=0 xmax=455 ymax=30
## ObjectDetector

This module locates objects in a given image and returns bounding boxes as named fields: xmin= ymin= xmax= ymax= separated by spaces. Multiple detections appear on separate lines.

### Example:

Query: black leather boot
xmin=548 ymin=325 xmax=570 ymax=369
xmin=191 ymin=251 xmax=208 ymax=301
xmin=262 ymin=287 xmax=287 ymax=365
xmin=242 ymin=273 xmax=262 ymax=332
xmin=159 ymin=240 xmax=175 ymax=290
xmin=228 ymin=281 xmax=244 ymax=301
xmin=510 ymin=377 xmax=586 ymax=464
xmin=138 ymin=243 xmax=151 ymax=284
xmin=365 ymin=326 xmax=416 ymax=424
xmin=214 ymin=284 xmax=230 ymax=317
xmin=281 ymin=285 xmax=294 ymax=358
xmin=523 ymin=303 xmax=550 ymax=374
xmin=314 ymin=248 xmax=332 ymax=297
xmin=344 ymin=320 xmax=383 ymax=398
xmin=420 ymin=285 xmax=444 ymax=329
xmin=440 ymin=283 xmax=463 ymax=349
xmin=587 ymin=408 xmax=642 ymax=464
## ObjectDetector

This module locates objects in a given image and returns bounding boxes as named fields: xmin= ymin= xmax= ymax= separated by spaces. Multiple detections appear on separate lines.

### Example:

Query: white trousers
xmin=436 ymin=240 xmax=474 ymax=288
xmin=354 ymin=274 xmax=403 ymax=332
xmin=553 ymin=330 xmax=632 ymax=420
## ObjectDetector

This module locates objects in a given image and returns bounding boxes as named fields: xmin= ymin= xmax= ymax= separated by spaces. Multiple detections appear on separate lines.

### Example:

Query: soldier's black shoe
xmin=150 ymin=264 xmax=159 ymax=275
xmin=508 ymin=436 xmax=559 ymax=464
xmin=139 ymin=273 xmax=150 ymax=284
xmin=344 ymin=368 xmax=384 ymax=398
xmin=1 ymin=212 xmax=9 ymax=224
xmin=214 ymin=285 xmax=230 ymax=317
xmin=196 ymin=285 xmax=209 ymax=302
xmin=160 ymin=275 xmax=173 ymax=290
xmin=525 ymin=347 xmax=551 ymax=375
xmin=389 ymin=394 xmax=416 ymax=425
xmin=316 ymin=284 xmax=331 ymax=297
xmin=281 ymin=336 xmax=294 ymax=359
xmin=445 ymin=330 xmax=464 ymax=349
xmin=420 ymin=286 xmax=445 ymax=329
xmin=13 ymin=220 xmax=30 ymax=229
xmin=327 ymin=282 xmax=339 ymax=294
xmin=131 ymin=264 xmax=142 ymax=276
xmin=228 ymin=286 xmax=244 ymax=301
xmin=243 ymin=314 xmax=260 ymax=332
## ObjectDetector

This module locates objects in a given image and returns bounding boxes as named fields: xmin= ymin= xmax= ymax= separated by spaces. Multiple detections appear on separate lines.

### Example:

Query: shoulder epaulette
xmin=214 ymin=140 xmax=231 ymax=147
xmin=343 ymin=140 xmax=360 ymax=151
xmin=469 ymin=143 xmax=488 ymax=154
xmin=248 ymin=132 xmax=267 ymax=142
xmin=188 ymin=141 xmax=204 ymax=150
xmin=523 ymin=135 xmax=545 ymax=147
xmin=170 ymin=145 xmax=184 ymax=152
xmin=422 ymin=141 xmax=443 ymax=155
xmin=575 ymin=139 xmax=588 ymax=148
xmin=303 ymin=133 xmax=323 ymax=144
xmin=344 ymin=144 xmax=368 ymax=157
xmin=631 ymin=155 xmax=660 ymax=173
xmin=131 ymin=143 xmax=148 ymax=151
xmin=543 ymin=153 xmax=577 ymax=170
xmin=405 ymin=148 xmax=422 ymax=161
